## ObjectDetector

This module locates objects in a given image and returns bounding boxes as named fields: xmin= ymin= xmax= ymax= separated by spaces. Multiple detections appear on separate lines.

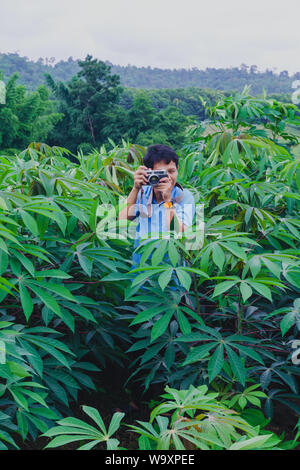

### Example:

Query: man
xmin=118 ymin=144 xmax=195 ymax=266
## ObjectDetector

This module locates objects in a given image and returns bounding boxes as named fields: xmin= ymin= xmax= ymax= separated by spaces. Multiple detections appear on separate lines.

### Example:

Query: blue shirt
xmin=132 ymin=184 xmax=195 ymax=267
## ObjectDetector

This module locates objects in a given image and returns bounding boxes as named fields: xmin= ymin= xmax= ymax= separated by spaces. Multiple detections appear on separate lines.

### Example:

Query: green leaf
xmin=21 ymin=389 xmax=48 ymax=408
xmin=77 ymin=254 xmax=93 ymax=277
xmin=158 ymin=268 xmax=173 ymax=291
xmin=164 ymin=343 xmax=175 ymax=369
xmin=0 ymin=430 xmax=19 ymax=449
xmin=168 ymin=242 xmax=179 ymax=267
xmin=151 ymin=240 xmax=168 ymax=266
xmin=56 ymin=417 xmax=101 ymax=435
xmin=106 ymin=438 xmax=120 ymax=450
xmin=44 ymin=435 xmax=93 ymax=449
xmin=141 ymin=343 xmax=164 ymax=364
xmin=25 ymin=414 xmax=49 ymax=434
xmin=179 ymin=267 xmax=209 ymax=279
xmin=244 ymin=206 xmax=253 ymax=225
xmin=235 ymin=344 xmax=264 ymax=365
xmin=212 ymin=244 xmax=225 ymax=270
xmin=0 ymin=248 xmax=8 ymax=275
xmin=225 ymin=346 xmax=246 ymax=386
xmin=0 ymin=340 xmax=6 ymax=364
xmin=246 ymin=395 xmax=261 ymax=407
xmin=62 ymin=302 xmax=96 ymax=323
xmin=0 ymin=229 xmax=23 ymax=247
xmin=8 ymin=361 xmax=31 ymax=378
xmin=208 ymin=345 xmax=224 ymax=382
xmin=280 ymin=311 xmax=296 ymax=336
xmin=0 ymin=197 xmax=8 ymax=211
xmin=212 ymin=280 xmax=238 ymax=297
xmin=238 ymin=396 xmax=248 ymax=409
xmin=31 ymin=407 xmax=60 ymax=420
xmin=36 ymin=213 xmax=49 ymax=236
xmin=20 ymin=210 xmax=39 ymax=237
xmin=34 ymin=270 xmax=72 ymax=279
xmin=19 ymin=283 xmax=33 ymax=321
xmin=248 ymin=256 xmax=262 ymax=279
xmin=26 ymin=339 xmax=72 ymax=369
xmin=17 ymin=411 xmax=29 ymax=440
xmin=221 ymin=242 xmax=247 ymax=261
xmin=285 ymin=270 xmax=300 ymax=288
xmin=107 ymin=412 xmax=125 ymax=436
xmin=240 ymin=282 xmax=253 ymax=303
xmin=138 ymin=241 xmax=157 ymax=266
xmin=10 ymin=250 xmax=34 ymax=277
xmin=77 ymin=440 xmax=102 ymax=450
xmin=261 ymin=257 xmax=281 ymax=279
xmin=131 ymin=269 xmax=164 ymax=287
xmin=130 ymin=305 xmax=167 ymax=326
xmin=176 ymin=309 xmax=191 ymax=335
xmin=0 ymin=321 xmax=13 ymax=329
xmin=82 ymin=406 xmax=107 ymax=435
xmin=27 ymin=280 xmax=78 ymax=302
xmin=28 ymin=285 xmax=61 ymax=317
xmin=176 ymin=268 xmax=192 ymax=290
xmin=182 ymin=343 xmax=217 ymax=366
xmin=229 ymin=434 xmax=272 ymax=450
xmin=151 ymin=310 xmax=174 ymax=342
xmin=10 ymin=389 xmax=29 ymax=410
xmin=249 ymin=281 xmax=273 ymax=302
xmin=296 ymin=168 xmax=300 ymax=192
xmin=101 ymin=272 xmax=132 ymax=282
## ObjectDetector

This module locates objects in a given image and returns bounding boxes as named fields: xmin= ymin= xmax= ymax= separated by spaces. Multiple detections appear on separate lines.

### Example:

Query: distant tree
xmin=0 ymin=71 xmax=62 ymax=151
xmin=125 ymin=91 xmax=155 ymax=141
xmin=45 ymin=55 xmax=123 ymax=152
xmin=280 ymin=70 xmax=289 ymax=78
xmin=240 ymin=63 xmax=249 ymax=73
xmin=153 ymin=105 xmax=193 ymax=148
xmin=101 ymin=91 xmax=194 ymax=150
xmin=0 ymin=52 xmax=298 ymax=95
xmin=250 ymin=65 xmax=258 ymax=74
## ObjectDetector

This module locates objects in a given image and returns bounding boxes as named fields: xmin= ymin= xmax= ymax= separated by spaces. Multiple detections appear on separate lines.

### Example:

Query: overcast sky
xmin=1 ymin=0 xmax=299 ymax=74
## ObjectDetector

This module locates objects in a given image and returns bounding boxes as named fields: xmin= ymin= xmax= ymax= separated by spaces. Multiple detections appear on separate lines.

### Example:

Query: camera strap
xmin=139 ymin=183 xmax=184 ymax=218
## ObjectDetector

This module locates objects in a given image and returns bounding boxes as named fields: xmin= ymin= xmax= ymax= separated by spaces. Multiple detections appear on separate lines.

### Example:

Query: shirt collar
xmin=140 ymin=183 xmax=184 ymax=217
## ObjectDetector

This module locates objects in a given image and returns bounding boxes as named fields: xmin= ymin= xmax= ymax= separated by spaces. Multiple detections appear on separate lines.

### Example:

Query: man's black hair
xmin=143 ymin=144 xmax=179 ymax=169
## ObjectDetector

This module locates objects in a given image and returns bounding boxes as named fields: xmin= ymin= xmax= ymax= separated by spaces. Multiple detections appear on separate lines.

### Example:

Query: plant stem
xmin=192 ymin=273 xmax=201 ymax=315
xmin=237 ymin=302 xmax=242 ymax=334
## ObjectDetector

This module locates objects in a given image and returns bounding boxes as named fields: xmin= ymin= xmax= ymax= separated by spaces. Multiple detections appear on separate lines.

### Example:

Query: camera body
xmin=146 ymin=169 xmax=168 ymax=186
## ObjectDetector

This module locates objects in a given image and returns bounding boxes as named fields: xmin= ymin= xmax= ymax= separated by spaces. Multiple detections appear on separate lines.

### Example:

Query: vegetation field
xmin=1 ymin=71 xmax=300 ymax=450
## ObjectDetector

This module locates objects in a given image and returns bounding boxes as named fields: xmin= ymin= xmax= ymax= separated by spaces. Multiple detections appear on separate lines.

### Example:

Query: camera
xmin=146 ymin=169 xmax=168 ymax=186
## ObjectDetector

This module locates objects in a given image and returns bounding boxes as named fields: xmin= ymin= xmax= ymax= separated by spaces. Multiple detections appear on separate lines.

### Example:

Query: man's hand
xmin=155 ymin=176 xmax=173 ymax=202
xmin=118 ymin=166 xmax=148 ymax=221
xmin=133 ymin=166 xmax=148 ymax=190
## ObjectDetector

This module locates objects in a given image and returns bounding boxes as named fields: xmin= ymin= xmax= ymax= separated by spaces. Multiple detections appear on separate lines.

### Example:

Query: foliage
xmin=0 ymin=86 xmax=300 ymax=449
xmin=0 ymin=141 xmax=136 ymax=448
xmin=46 ymin=72 xmax=195 ymax=152
xmin=43 ymin=406 xmax=124 ymax=450
xmin=116 ymin=86 xmax=300 ymax=420
xmin=42 ymin=385 xmax=295 ymax=450
xmin=2 ymin=53 xmax=299 ymax=155
xmin=1 ymin=52 xmax=299 ymax=95
xmin=44 ymin=55 xmax=123 ymax=153
xmin=0 ymin=70 xmax=63 ymax=150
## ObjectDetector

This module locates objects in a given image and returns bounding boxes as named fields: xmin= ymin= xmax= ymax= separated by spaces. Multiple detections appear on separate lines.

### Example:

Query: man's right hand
xmin=133 ymin=166 xmax=148 ymax=190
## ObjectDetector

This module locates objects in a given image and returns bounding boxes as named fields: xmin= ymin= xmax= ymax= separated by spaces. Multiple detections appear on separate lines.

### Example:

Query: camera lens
xmin=149 ymin=175 xmax=159 ymax=185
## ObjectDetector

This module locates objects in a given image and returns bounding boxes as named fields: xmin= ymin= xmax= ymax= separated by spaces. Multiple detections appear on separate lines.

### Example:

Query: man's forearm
xmin=118 ymin=186 xmax=139 ymax=220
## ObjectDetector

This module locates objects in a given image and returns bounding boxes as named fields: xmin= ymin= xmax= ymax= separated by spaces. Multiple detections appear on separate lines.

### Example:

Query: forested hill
xmin=108 ymin=63 xmax=299 ymax=95
xmin=1 ymin=52 xmax=299 ymax=94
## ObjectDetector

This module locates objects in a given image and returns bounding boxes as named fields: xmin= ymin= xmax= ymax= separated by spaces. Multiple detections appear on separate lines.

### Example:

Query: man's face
xmin=153 ymin=160 xmax=178 ymax=188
